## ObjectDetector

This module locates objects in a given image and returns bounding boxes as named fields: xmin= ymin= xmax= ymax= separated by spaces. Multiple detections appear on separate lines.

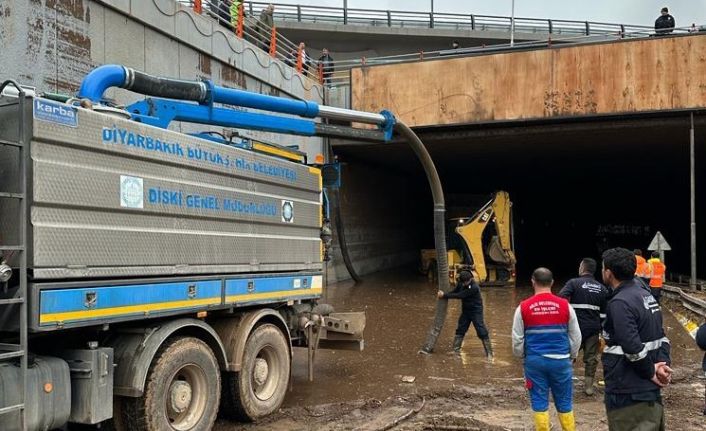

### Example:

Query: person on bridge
xmin=512 ymin=268 xmax=581 ymax=431
xmin=647 ymin=251 xmax=666 ymax=304
xmin=600 ymin=248 xmax=672 ymax=430
xmin=655 ymin=7 xmax=676 ymax=35
xmin=256 ymin=4 xmax=275 ymax=52
xmin=635 ymin=249 xmax=651 ymax=287
xmin=229 ymin=0 xmax=242 ymax=29
xmin=318 ymin=48 xmax=335 ymax=86
xmin=436 ymin=270 xmax=493 ymax=359
xmin=212 ymin=0 xmax=232 ymax=30
xmin=559 ymin=258 xmax=610 ymax=396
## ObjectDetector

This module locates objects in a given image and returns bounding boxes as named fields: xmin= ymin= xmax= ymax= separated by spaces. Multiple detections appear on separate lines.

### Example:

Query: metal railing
xmin=247 ymin=1 xmax=653 ymax=36
xmin=179 ymin=1 xmax=323 ymax=83
xmin=179 ymin=2 xmax=701 ymax=90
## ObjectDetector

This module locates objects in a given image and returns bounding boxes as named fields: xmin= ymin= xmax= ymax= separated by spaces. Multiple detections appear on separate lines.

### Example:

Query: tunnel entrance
xmin=334 ymin=114 xmax=705 ymax=281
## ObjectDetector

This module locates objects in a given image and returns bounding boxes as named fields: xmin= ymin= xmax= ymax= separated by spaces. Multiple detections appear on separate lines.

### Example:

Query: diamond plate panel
xmin=23 ymin=100 xmax=323 ymax=279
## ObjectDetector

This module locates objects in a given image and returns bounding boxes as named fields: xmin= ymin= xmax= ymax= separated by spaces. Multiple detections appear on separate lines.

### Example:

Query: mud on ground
xmin=216 ymin=375 xmax=706 ymax=430
xmin=216 ymin=271 xmax=706 ymax=430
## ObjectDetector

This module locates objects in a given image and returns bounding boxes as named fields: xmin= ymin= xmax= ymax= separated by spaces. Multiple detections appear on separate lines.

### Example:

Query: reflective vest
xmin=635 ymin=255 xmax=649 ymax=278
xmin=230 ymin=1 xmax=242 ymax=25
xmin=520 ymin=292 xmax=571 ymax=358
xmin=648 ymin=258 xmax=666 ymax=288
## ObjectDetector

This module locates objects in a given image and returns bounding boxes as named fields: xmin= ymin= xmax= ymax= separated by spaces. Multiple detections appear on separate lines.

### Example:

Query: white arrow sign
xmin=648 ymin=231 xmax=672 ymax=251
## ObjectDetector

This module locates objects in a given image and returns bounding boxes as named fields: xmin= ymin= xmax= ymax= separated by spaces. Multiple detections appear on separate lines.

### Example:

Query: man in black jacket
xmin=437 ymin=270 xmax=493 ymax=359
xmin=601 ymin=248 xmax=672 ymax=430
xmin=318 ymin=48 xmax=335 ymax=86
xmin=559 ymin=257 xmax=610 ymax=395
xmin=655 ymin=7 xmax=676 ymax=35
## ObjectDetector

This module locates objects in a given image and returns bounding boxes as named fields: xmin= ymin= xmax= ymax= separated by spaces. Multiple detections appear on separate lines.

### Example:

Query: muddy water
xmin=285 ymin=270 xmax=703 ymax=408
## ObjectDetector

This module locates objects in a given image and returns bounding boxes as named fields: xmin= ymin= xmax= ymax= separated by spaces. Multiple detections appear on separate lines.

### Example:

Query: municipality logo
xmin=281 ymin=200 xmax=294 ymax=223
xmin=120 ymin=175 xmax=144 ymax=209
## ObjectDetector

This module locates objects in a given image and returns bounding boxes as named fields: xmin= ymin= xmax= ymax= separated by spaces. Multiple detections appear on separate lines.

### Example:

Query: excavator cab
xmin=420 ymin=191 xmax=516 ymax=287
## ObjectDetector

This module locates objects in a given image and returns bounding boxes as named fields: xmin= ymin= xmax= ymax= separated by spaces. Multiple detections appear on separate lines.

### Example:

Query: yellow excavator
xmin=420 ymin=191 xmax=516 ymax=287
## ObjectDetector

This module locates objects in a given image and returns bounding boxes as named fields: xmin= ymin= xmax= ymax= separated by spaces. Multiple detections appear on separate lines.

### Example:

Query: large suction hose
xmin=394 ymin=122 xmax=449 ymax=354
xmin=77 ymin=65 xmax=449 ymax=352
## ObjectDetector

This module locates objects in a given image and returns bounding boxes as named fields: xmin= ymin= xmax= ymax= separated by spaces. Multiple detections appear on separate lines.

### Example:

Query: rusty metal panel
xmin=351 ymin=35 xmax=706 ymax=127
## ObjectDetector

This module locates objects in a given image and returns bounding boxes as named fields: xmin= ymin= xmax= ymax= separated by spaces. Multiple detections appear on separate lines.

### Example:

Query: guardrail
xmin=664 ymin=284 xmax=706 ymax=318
xmin=179 ymin=3 xmax=701 ymax=93
xmin=247 ymin=1 xmax=653 ymax=36
xmin=180 ymin=1 xmax=323 ymax=82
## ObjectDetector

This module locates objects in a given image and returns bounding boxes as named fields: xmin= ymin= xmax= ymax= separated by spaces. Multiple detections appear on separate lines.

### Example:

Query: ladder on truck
xmin=0 ymin=80 xmax=29 ymax=431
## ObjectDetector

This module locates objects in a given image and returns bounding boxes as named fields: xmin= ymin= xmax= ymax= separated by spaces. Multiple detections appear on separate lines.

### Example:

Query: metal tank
xmin=0 ymin=97 xmax=323 ymax=280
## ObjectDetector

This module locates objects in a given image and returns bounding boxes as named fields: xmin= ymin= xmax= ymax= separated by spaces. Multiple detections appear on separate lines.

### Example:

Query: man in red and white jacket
xmin=512 ymin=268 xmax=582 ymax=431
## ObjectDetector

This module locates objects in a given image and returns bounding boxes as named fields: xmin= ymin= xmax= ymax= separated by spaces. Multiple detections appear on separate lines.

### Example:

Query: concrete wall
xmin=326 ymin=161 xmax=426 ymax=282
xmin=0 ymin=0 xmax=422 ymax=282
xmin=0 ymin=0 xmax=324 ymax=157
xmin=352 ymin=34 xmax=706 ymax=127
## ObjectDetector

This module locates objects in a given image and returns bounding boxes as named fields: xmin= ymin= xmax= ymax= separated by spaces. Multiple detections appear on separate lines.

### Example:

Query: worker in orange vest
xmin=647 ymin=251 xmax=666 ymax=303
xmin=634 ymin=249 xmax=650 ymax=287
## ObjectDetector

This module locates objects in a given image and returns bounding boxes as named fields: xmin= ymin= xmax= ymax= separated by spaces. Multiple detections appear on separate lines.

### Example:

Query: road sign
xmin=648 ymin=231 xmax=672 ymax=251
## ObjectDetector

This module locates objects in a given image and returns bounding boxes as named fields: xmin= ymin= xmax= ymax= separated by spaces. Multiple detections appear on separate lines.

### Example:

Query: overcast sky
xmin=274 ymin=1 xmax=706 ymax=27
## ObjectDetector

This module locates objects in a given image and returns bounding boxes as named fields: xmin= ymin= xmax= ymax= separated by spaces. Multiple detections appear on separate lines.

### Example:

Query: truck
xmin=0 ymin=65 xmax=398 ymax=431
xmin=420 ymin=191 xmax=516 ymax=287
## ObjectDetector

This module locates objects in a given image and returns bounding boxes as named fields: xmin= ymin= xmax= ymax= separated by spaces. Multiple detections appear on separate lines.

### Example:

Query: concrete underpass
xmin=334 ymin=114 xmax=705 ymax=280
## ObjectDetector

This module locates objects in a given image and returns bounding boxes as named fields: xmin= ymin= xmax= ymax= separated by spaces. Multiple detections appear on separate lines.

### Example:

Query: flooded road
xmin=286 ymin=270 xmax=703 ymax=405
xmin=216 ymin=269 xmax=706 ymax=430
xmin=286 ymin=270 xmax=527 ymax=406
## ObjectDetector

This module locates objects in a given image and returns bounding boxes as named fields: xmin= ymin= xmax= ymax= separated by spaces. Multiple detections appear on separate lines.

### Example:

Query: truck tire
xmin=222 ymin=323 xmax=290 ymax=421
xmin=123 ymin=336 xmax=220 ymax=431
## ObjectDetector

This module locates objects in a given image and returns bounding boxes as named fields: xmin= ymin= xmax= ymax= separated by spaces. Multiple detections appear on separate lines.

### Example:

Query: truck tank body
xmin=0 ymin=97 xmax=323 ymax=280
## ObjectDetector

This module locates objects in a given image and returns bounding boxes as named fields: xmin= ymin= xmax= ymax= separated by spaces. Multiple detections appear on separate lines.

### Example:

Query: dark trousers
xmin=455 ymin=309 xmax=489 ymax=340
xmin=607 ymin=400 xmax=664 ymax=431
xmin=581 ymin=334 xmax=599 ymax=378
xmin=651 ymin=287 xmax=662 ymax=304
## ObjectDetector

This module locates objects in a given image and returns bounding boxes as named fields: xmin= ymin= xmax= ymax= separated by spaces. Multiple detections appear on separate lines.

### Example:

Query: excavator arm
xmin=455 ymin=191 xmax=516 ymax=283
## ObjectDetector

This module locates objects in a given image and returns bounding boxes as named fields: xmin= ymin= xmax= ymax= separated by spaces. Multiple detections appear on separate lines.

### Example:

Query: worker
xmin=229 ymin=0 xmax=242 ymax=29
xmin=256 ymin=4 xmax=275 ymax=52
xmin=437 ymin=270 xmax=493 ymax=359
xmin=512 ymin=268 xmax=581 ymax=431
xmin=601 ymin=248 xmax=672 ymax=430
xmin=696 ymin=324 xmax=706 ymax=415
xmin=559 ymin=258 xmax=610 ymax=396
xmin=647 ymin=251 xmax=666 ymax=303
xmin=212 ymin=0 xmax=232 ymax=30
xmin=654 ymin=7 xmax=676 ymax=35
xmin=634 ymin=249 xmax=650 ymax=287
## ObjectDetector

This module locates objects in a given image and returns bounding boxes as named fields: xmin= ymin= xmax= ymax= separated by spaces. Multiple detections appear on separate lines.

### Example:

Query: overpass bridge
xmin=338 ymin=34 xmax=706 ymax=278
xmin=248 ymin=1 xmax=652 ymax=59
xmin=1 ymin=1 xmax=703 ymax=282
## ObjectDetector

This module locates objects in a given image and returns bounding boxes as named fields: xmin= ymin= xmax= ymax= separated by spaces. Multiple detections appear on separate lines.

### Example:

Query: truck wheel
xmin=222 ymin=323 xmax=290 ymax=421
xmin=123 ymin=337 xmax=220 ymax=431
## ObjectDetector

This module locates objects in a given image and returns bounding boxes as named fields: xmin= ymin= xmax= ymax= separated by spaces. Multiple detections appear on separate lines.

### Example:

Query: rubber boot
xmin=452 ymin=336 xmax=464 ymax=354
xmin=481 ymin=337 xmax=494 ymax=360
xmin=533 ymin=411 xmax=550 ymax=431
xmin=584 ymin=376 xmax=595 ymax=395
xmin=558 ymin=411 xmax=576 ymax=431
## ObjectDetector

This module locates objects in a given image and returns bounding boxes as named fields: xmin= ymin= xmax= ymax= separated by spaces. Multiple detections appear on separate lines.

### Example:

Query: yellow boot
xmin=533 ymin=411 xmax=550 ymax=431
xmin=558 ymin=411 xmax=576 ymax=431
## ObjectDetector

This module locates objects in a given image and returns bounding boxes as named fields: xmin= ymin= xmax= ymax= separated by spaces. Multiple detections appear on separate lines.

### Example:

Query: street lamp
xmin=510 ymin=0 xmax=515 ymax=47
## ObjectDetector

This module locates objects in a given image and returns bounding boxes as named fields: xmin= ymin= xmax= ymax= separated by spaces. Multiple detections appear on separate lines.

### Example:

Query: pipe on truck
xmin=78 ymin=64 xmax=451 ymax=352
